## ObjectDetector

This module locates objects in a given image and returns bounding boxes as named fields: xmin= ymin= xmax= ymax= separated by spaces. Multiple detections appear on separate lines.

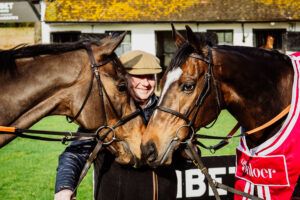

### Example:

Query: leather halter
xmin=156 ymin=46 xmax=291 ymax=149
xmin=0 ymin=44 xmax=142 ymax=143
xmin=156 ymin=46 xmax=221 ymax=142
xmin=66 ymin=44 xmax=144 ymax=143
xmin=66 ymin=44 xmax=117 ymax=124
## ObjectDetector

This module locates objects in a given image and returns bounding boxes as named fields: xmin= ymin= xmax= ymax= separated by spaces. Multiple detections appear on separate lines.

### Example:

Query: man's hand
xmin=54 ymin=189 xmax=73 ymax=200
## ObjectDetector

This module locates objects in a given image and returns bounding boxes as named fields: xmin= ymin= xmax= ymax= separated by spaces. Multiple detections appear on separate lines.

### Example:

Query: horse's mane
xmin=167 ymin=42 xmax=195 ymax=73
xmin=217 ymin=45 xmax=292 ymax=65
xmin=168 ymin=41 xmax=292 ymax=75
xmin=0 ymin=39 xmax=101 ymax=76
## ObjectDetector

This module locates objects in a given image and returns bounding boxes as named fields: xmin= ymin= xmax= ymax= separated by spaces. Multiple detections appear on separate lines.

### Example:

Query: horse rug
xmin=234 ymin=52 xmax=300 ymax=200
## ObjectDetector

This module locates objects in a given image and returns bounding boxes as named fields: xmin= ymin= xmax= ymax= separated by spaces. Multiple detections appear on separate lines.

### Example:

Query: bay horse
xmin=0 ymin=33 xmax=144 ymax=165
xmin=141 ymin=25 xmax=300 ymax=199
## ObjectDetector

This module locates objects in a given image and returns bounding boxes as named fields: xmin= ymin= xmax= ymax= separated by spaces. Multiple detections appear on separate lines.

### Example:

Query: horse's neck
xmin=0 ymin=52 xmax=84 ymax=127
xmin=217 ymin=49 xmax=293 ymax=147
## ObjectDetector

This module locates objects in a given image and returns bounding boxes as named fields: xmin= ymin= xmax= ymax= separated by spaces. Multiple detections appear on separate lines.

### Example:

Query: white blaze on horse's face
xmin=154 ymin=68 xmax=183 ymax=118
xmin=158 ymin=68 xmax=183 ymax=105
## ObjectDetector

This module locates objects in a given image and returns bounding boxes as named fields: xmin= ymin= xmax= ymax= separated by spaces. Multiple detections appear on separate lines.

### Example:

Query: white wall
xmin=41 ymin=20 xmax=300 ymax=53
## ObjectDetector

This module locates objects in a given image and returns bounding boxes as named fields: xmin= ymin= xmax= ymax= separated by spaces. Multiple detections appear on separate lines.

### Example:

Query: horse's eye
xmin=117 ymin=82 xmax=127 ymax=92
xmin=182 ymin=83 xmax=195 ymax=92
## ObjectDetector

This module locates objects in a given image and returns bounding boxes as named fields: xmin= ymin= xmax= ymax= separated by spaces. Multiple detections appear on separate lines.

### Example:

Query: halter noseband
xmin=156 ymin=46 xmax=221 ymax=143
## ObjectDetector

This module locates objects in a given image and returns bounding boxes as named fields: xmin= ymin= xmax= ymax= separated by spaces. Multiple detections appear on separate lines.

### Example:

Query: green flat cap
xmin=119 ymin=50 xmax=162 ymax=75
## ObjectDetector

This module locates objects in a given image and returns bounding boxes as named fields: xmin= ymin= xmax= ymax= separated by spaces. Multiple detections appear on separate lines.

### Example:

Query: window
xmin=51 ymin=32 xmax=108 ymax=44
xmin=155 ymin=31 xmax=178 ymax=70
xmin=80 ymin=33 xmax=106 ymax=40
xmin=51 ymin=31 xmax=81 ymax=43
xmin=253 ymin=29 xmax=286 ymax=50
xmin=105 ymin=31 xmax=131 ymax=56
xmin=207 ymin=30 xmax=233 ymax=45
xmin=287 ymin=32 xmax=300 ymax=52
xmin=155 ymin=30 xmax=218 ymax=69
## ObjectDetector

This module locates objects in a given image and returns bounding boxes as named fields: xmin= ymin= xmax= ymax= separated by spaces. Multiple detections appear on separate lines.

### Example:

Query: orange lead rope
xmin=227 ymin=105 xmax=291 ymax=137
xmin=204 ymin=105 xmax=292 ymax=152
xmin=0 ymin=126 xmax=16 ymax=133
xmin=245 ymin=104 xmax=291 ymax=135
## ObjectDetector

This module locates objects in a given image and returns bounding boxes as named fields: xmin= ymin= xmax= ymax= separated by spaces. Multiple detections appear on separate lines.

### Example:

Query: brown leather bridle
xmin=65 ymin=44 xmax=142 ymax=142
xmin=156 ymin=45 xmax=290 ymax=152
xmin=156 ymin=46 xmax=221 ymax=145
xmin=153 ymin=45 xmax=290 ymax=200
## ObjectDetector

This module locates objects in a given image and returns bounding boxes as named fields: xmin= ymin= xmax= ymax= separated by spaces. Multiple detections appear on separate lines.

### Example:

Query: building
xmin=0 ymin=0 xmax=40 ymax=49
xmin=41 ymin=0 xmax=300 ymax=69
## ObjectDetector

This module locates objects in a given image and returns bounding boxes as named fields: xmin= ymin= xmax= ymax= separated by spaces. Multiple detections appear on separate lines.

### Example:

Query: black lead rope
xmin=186 ymin=140 xmax=221 ymax=200
xmin=71 ymin=109 xmax=142 ymax=198
xmin=0 ymin=128 xmax=96 ymax=144
xmin=195 ymin=123 xmax=244 ymax=153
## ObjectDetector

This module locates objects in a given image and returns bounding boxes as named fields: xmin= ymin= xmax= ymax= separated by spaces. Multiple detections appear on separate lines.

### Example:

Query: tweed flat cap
xmin=119 ymin=50 xmax=162 ymax=75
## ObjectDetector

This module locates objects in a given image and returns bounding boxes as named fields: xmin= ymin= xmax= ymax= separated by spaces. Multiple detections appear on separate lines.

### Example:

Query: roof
xmin=44 ymin=0 xmax=300 ymax=22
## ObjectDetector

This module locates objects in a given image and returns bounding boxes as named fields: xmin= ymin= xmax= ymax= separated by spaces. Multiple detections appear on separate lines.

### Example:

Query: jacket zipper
xmin=152 ymin=171 xmax=158 ymax=200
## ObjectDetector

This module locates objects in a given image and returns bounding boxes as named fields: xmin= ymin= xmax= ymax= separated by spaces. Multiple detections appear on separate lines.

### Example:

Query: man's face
xmin=126 ymin=74 xmax=156 ymax=104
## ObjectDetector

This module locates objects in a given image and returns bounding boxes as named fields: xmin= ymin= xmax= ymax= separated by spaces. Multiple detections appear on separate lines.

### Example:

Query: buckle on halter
xmin=95 ymin=125 xmax=116 ymax=145
xmin=204 ymin=72 xmax=211 ymax=80
xmin=93 ymin=67 xmax=100 ymax=75
xmin=61 ymin=132 xmax=73 ymax=145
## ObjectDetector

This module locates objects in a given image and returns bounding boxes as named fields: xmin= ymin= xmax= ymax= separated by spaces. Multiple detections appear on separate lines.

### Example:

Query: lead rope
xmin=186 ymin=140 xmax=221 ymax=200
xmin=70 ymin=109 xmax=142 ymax=199
xmin=187 ymin=140 xmax=263 ymax=200
xmin=195 ymin=104 xmax=291 ymax=153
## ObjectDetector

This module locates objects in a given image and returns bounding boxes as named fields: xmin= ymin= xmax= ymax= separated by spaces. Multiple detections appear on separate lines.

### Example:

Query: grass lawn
xmin=0 ymin=111 xmax=239 ymax=199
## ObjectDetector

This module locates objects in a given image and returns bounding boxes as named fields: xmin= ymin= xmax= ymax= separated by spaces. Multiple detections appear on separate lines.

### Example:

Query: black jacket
xmin=55 ymin=95 xmax=178 ymax=200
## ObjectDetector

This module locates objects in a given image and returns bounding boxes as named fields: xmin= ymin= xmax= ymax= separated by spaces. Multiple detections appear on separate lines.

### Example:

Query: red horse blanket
xmin=234 ymin=52 xmax=300 ymax=200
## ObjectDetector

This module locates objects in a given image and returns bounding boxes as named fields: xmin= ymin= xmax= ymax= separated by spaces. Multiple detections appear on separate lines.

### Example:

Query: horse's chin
xmin=148 ymin=139 xmax=179 ymax=168
xmin=111 ymin=141 xmax=139 ymax=166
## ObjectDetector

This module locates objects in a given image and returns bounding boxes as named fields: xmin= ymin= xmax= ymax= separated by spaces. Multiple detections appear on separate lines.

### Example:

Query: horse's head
xmin=73 ymin=33 xmax=145 ymax=165
xmin=0 ymin=32 xmax=145 ymax=165
xmin=141 ymin=25 xmax=222 ymax=166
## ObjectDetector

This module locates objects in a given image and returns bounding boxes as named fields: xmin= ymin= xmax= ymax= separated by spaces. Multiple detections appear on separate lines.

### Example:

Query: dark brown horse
xmin=141 ymin=25 xmax=299 ymax=198
xmin=0 ymin=33 xmax=144 ymax=165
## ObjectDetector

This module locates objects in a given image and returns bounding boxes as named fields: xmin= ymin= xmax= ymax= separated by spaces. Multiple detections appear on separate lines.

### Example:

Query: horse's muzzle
xmin=141 ymin=140 xmax=158 ymax=166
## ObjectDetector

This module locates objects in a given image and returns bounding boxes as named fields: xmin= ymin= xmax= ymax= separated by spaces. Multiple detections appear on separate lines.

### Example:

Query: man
xmin=54 ymin=50 xmax=178 ymax=200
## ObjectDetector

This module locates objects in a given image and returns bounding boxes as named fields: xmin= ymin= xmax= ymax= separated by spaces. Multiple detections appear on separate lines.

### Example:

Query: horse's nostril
xmin=141 ymin=140 xmax=158 ymax=163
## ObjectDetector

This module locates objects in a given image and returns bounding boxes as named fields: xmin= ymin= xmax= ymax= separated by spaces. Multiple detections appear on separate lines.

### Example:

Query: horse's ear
xmin=101 ymin=31 xmax=127 ymax=55
xmin=171 ymin=23 xmax=186 ymax=48
xmin=185 ymin=25 xmax=201 ymax=51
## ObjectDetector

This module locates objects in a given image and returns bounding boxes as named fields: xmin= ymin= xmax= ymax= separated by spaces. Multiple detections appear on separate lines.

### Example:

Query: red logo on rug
xmin=235 ymin=149 xmax=289 ymax=186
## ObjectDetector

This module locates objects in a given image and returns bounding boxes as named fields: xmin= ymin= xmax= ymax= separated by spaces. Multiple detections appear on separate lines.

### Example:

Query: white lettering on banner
xmin=176 ymin=171 xmax=182 ymax=198
xmin=176 ymin=166 xmax=236 ymax=199
xmin=241 ymin=159 xmax=276 ymax=179
xmin=176 ymin=166 xmax=236 ymax=198
xmin=208 ymin=168 xmax=227 ymax=196
xmin=229 ymin=166 xmax=236 ymax=174
xmin=185 ymin=169 xmax=206 ymax=197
